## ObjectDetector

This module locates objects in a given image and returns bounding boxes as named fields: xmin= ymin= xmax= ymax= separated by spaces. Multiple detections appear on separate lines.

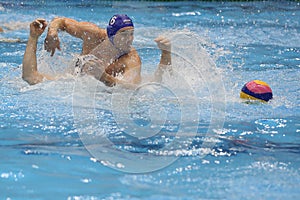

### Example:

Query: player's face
xmin=114 ymin=27 xmax=134 ymax=52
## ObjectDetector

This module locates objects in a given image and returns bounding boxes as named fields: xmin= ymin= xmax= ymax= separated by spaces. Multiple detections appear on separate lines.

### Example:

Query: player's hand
xmin=30 ymin=18 xmax=47 ymax=38
xmin=44 ymin=31 xmax=61 ymax=56
xmin=154 ymin=36 xmax=171 ymax=52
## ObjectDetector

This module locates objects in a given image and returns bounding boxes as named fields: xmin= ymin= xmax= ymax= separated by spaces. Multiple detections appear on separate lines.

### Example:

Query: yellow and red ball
xmin=240 ymin=80 xmax=273 ymax=102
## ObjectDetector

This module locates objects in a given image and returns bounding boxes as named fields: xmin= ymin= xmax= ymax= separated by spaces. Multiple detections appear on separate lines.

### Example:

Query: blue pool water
xmin=1 ymin=1 xmax=300 ymax=199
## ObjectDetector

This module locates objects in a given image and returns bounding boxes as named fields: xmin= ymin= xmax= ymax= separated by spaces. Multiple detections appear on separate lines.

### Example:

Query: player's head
xmin=107 ymin=14 xmax=134 ymax=44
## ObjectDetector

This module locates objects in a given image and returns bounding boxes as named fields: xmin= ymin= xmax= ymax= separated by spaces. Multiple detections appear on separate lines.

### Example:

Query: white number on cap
xmin=110 ymin=16 xmax=117 ymax=25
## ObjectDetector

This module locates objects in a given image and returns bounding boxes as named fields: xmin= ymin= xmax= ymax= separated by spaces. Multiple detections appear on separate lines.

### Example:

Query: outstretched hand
xmin=30 ymin=19 xmax=47 ymax=38
xmin=154 ymin=36 xmax=171 ymax=52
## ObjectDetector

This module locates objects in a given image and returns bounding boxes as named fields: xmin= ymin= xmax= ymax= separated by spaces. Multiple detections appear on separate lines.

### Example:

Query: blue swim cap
xmin=107 ymin=14 xmax=134 ymax=44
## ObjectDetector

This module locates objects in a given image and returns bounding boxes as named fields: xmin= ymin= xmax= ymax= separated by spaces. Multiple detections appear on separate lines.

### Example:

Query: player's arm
xmin=154 ymin=36 xmax=172 ymax=82
xmin=115 ymin=49 xmax=142 ymax=84
xmin=44 ymin=17 xmax=107 ymax=56
xmin=22 ymin=19 xmax=53 ymax=85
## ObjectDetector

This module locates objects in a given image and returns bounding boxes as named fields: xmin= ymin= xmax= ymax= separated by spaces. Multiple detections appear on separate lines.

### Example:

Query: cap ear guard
xmin=107 ymin=14 xmax=134 ymax=44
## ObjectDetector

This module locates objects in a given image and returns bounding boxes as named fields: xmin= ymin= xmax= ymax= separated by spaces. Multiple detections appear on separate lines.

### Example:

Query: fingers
xmin=50 ymin=49 xmax=55 ymax=57
xmin=30 ymin=18 xmax=48 ymax=38
xmin=36 ymin=18 xmax=46 ymax=24
xmin=154 ymin=36 xmax=170 ymax=45
xmin=44 ymin=35 xmax=61 ymax=57
xmin=49 ymin=44 xmax=61 ymax=57
xmin=44 ymin=39 xmax=49 ymax=51
xmin=154 ymin=36 xmax=164 ymax=43
xmin=44 ymin=40 xmax=56 ymax=57
xmin=154 ymin=35 xmax=166 ymax=41
xmin=154 ymin=36 xmax=169 ymax=42
xmin=32 ymin=18 xmax=47 ymax=30
xmin=49 ymin=45 xmax=61 ymax=57
xmin=154 ymin=36 xmax=171 ymax=51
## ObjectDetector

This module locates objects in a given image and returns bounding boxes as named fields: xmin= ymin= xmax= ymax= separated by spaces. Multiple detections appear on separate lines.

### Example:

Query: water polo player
xmin=44 ymin=14 xmax=141 ymax=87
xmin=22 ymin=15 xmax=171 ymax=87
